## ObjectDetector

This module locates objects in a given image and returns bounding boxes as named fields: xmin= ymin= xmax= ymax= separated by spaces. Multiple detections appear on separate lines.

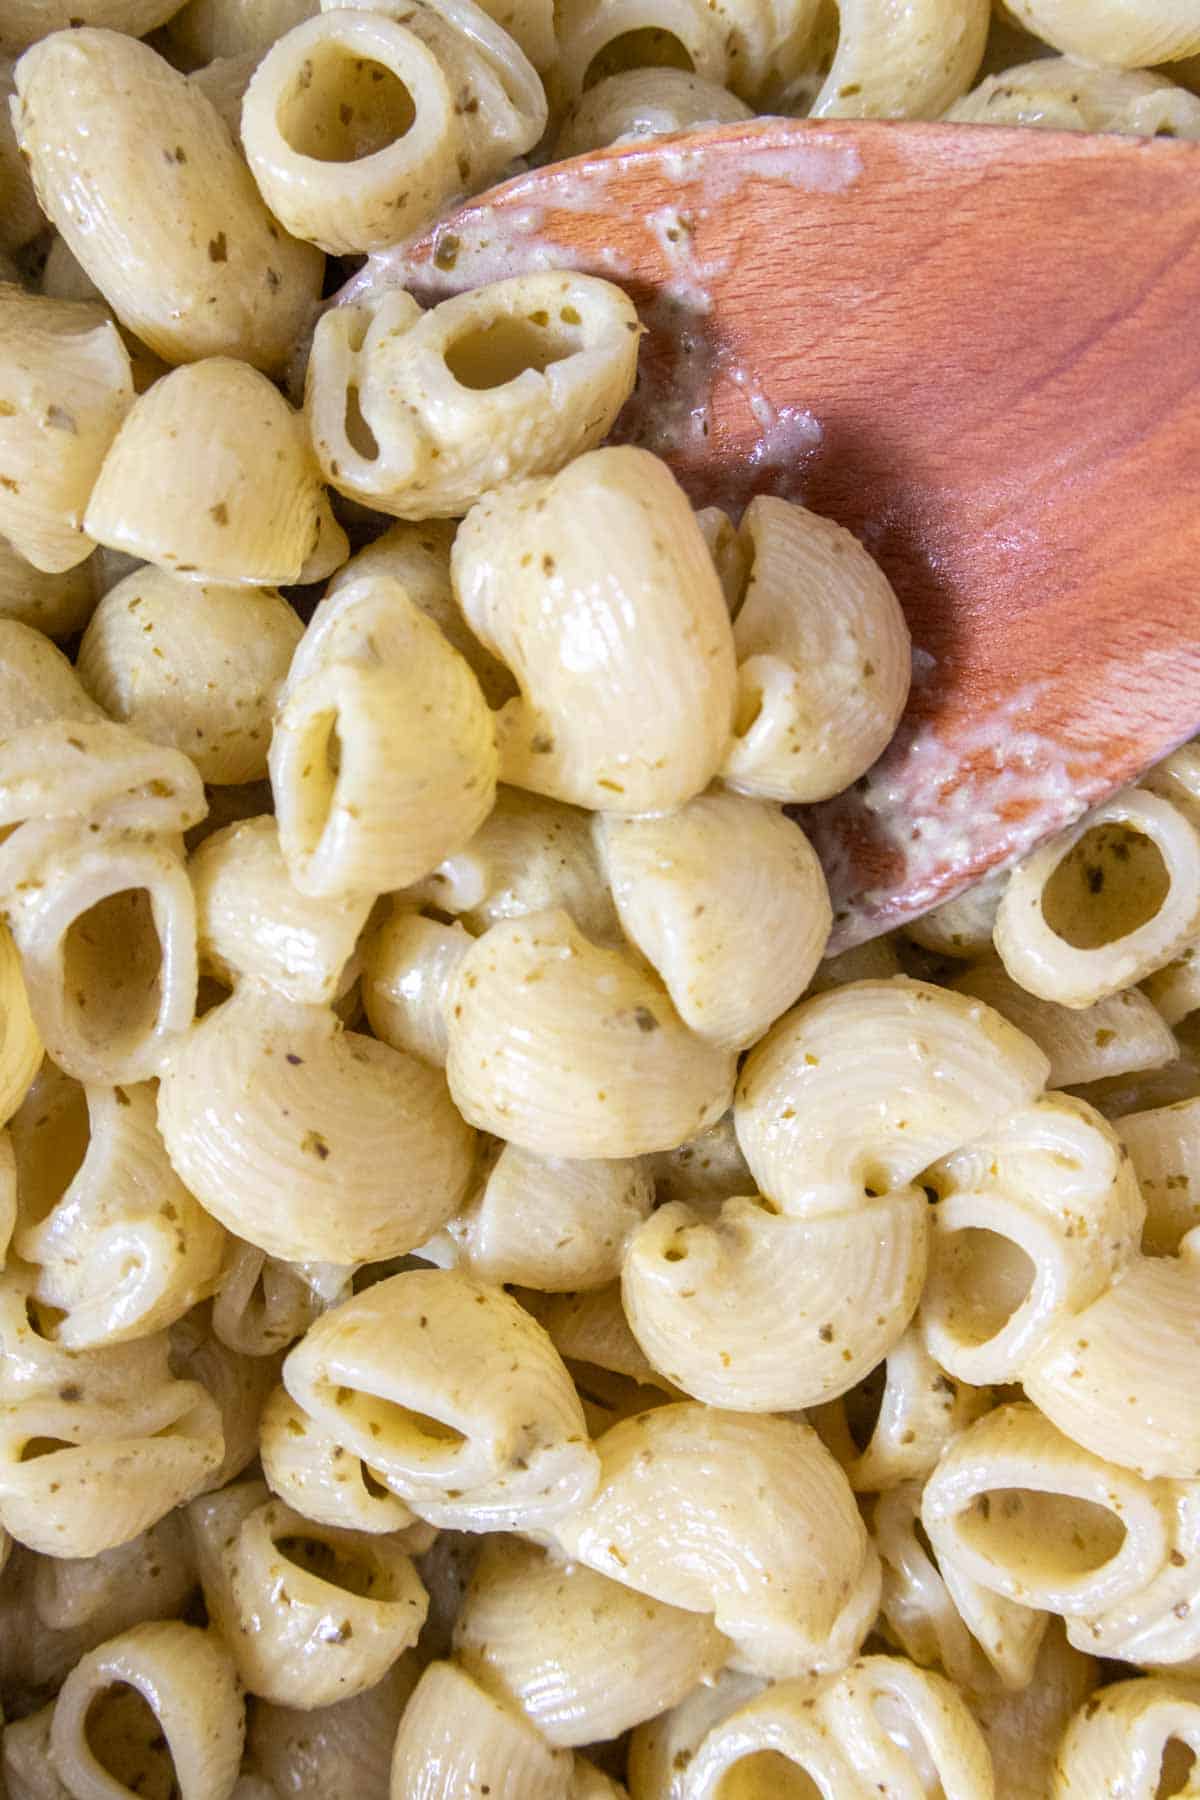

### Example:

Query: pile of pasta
xmin=0 ymin=0 xmax=1199 ymax=1797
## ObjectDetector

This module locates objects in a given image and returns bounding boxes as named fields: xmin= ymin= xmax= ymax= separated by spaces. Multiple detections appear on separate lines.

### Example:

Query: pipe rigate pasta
xmin=627 ymin=1670 xmax=767 ymax=1800
xmin=595 ymin=792 xmax=832 ymax=1051
xmin=719 ymin=496 xmax=911 ymax=804
xmin=554 ymin=68 xmax=753 ymax=156
xmin=283 ymin=1269 xmax=599 ymax=1531
xmin=0 ymin=534 xmax=97 ymax=640
xmin=259 ymin=1383 xmax=422 ymax=1537
xmin=84 ymin=358 xmax=347 ymax=589
xmin=453 ymin=447 xmax=737 ymax=814
xmin=443 ymin=909 xmax=737 ymax=1158
xmin=968 ymin=1622 xmax=1097 ymax=1798
xmin=12 ymin=28 xmax=324 ymax=374
xmin=245 ymin=1659 xmax=419 ymax=1800
xmin=0 ymin=287 xmax=134 ymax=577
xmin=389 ymin=1660 xmax=572 ymax=1800
xmin=453 ymin=1536 xmax=729 ymax=1746
xmin=188 ymin=1478 xmax=428 ymax=1706
xmin=363 ymin=910 xmax=471 ymax=1067
xmin=211 ymin=1239 xmax=329 ymax=1359
xmin=13 ymin=1077 xmax=226 ymax=1349
xmin=549 ymin=0 xmax=729 ymax=104
xmin=243 ymin=1 xmax=545 ymax=254
xmin=0 ymin=3 xmax=187 ymax=52
xmin=920 ymin=1092 xmax=1144 ymax=1386
xmin=1118 ymin=1097 xmax=1200 ymax=1254
xmin=994 ymin=787 xmax=1200 ymax=1008
xmin=0 ymin=618 xmax=104 ymax=731
xmin=0 ymin=922 xmax=39 ymax=1131
xmin=810 ymin=0 xmax=990 ymax=118
xmin=309 ymin=273 xmax=639 ymax=519
xmin=169 ymin=1309 xmax=279 ymax=1494
xmin=950 ymin=960 xmax=1179 ymax=1088
xmin=905 ymin=868 xmax=1006 ymax=959
xmin=156 ymin=981 xmax=474 ymax=1263
xmin=270 ymin=574 xmax=498 ymax=901
xmin=1002 ymin=0 xmax=1200 ymax=69
xmin=947 ymin=55 xmax=1200 ymax=134
xmin=550 ymin=1403 xmax=880 ymax=1679
xmin=1051 ymin=1675 xmax=1200 ymax=1799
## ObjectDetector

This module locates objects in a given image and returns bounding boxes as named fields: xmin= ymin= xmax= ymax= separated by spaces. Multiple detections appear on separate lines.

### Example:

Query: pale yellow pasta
xmin=968 ymin=1621 xmax=1097 ymax=1798
xmin=621 ymin=1183 xmax=927 ymax=1410
xmin=453 ymin=1536 xmax=729 ymax=1746
xmin=12 ymin=28 xmax=324 ymax=375
xmin=627 ymin=1670 xmax=767 ymax=1800
xmin=734 ymin=976 xmax=1049 ymax=1214
xmin=29 ymin=1513 xmax=194 ymax=1647
xmin=1 ymin=2 xmax=188 ymax=51
xmin=1065 ymin=1480 xmax=1200 ymax=1670
xmin=0 ymin=922 xmax=39 ymax=1130
xmin=810 ymin=1325 xmax=991 ymax=1492
xmin=0 ymin=535 xmax=96 ymax=639
xmin=169 ymin=1307 xmax=279 ymax=1492
xmin=811 ymin=0 xmax=990 ymax=117
xmin=921 ymin=1402 xmax=1174 ymax=1622
xmin=187 ymin=48 xmax=263 ymax=138
xmin=156 ymin=981 xmax=474 ymax=1262
xmin=84 ymin=358 xmax=347 ymax=588
xmin=1051 ymin=1675 xmax=1200 ymax=1799
xmin=719 ymin=494 xmax=911 ymax=804
xmin=77 ymin=569 xmax=303 ymax=785
xmin=550 ymin=0 xmax=727 ymax=103
xmin=413 ymin=785 xmax=620 ymax=944
xmin=521 ymin=1282 xmax=675 ymax=1391
xmin=211 ymin=1239 xmax=327 ymax=1358
xmin=0 ymin=821 xmax=198 ymax=1086
xmin=0 ymin=58 xmax=40 ymax=251
xmin=245 ymin=1658 xmax=419 ymax=1800
xmin=329 ymin=518 xmax=515 ymax=708
xmin=551 ymin=1403 xmax=879 ymax=1679
xmin=441 ymin=1137 xmax=654 ymax=1290
xmin=1 ymin=1704 xmax=63 ymax=1800
xmin=1023 ymin=1240 xmax=1200 ymax=1480
xmin=444 ymin=909 xmax=737 ymax=1157
xmin=243 ymin=1 xmax=545 ymax=254
xmin=1119 ymin=1096 xmax=1200 ymax=1254
xmin=0 ymin=1264 xmax=223 ymax=1558
xmin=920 ymin=1092 xmax=1144 ymax=1385
xmin=0 ymin=718 xmax=206 ymax=839
xmin=596 ymin=793 xmax=832 ymax=1050
xmin=13 ymin=1078 xmax=226 ymax=1349
xmin=1004 ymin=0 xmax=1200 ymax=68
xmin=192 ymin=817 xmax=372 ymax=1005
xmin=362 ymin=910 xmax=470 ymax=1067
xmin=905 ymin=868 xmax=1006 ymax=958
xmin=389 ymin=1660 xmax=572 ymax=1800
xmin=455 ymin=447 xmax=736 ymax=812
xmin=947 ymin=53 xmax=1200 ymax=132
xmin=0 ymin=619 xmax=103 ymax=730
xmin=0 ymin=287 xmax=133 ymax=575
xmin=270 ymin=574 xmax=497 ymax=900
xmin=188 ymin=1478 xmax=427 ymax=1707
xmin=45 ymin=1621 xmax=244 ymax=1800
xmin=874 ymin=1479 xmax=1034 ymax=1694
xmin=951 ymin=958 xmax=1178 ymax=1086
xmin=642 ymin=1112 xmax=753 ymax=1213
xmin=555 ymin=67 xmax=752 ymax=156
xmin=284 ymin=1268 xmax=598 ymax=1531
xmin=569 ymin=1762 xmax=628 ymax=1800
xmin=1144 ymin=941 xmax=1200 ymax=1028
xmin=166 ymin=0 xmax=319 ymax=62
xmin=695 ymin=504 xmax=750 ymax=615
xmin=994 ymin=787 xmax=1200 ymax=1007
xmin=258 ymin=1383 xmax=421 ymax=1536
xmin=310 ymin=273 xmax=638 ymax=518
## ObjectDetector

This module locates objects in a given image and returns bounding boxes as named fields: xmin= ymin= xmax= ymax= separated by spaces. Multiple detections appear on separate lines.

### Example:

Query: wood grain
xmin=347 ymin=119 xmax=1200 ymax=947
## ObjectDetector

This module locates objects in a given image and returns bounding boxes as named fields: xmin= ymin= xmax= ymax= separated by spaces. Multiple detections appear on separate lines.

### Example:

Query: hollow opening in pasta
xmin=19 ymin=1435 xmax=73 ymax=1460
xmin=843 ymin=1360 xmax=886 ymax=1453
xmin=63 ymin=889 xmax=164 ymax=1056
xmin=344 ymin=384 xmax=379 ymax=461
xmin=277 ymin=50 xmax=417 ymax=163
xmin=1158 ymin=1741 xmax=1198 ymax=1798
xmin=443 ymin=315 xmax=578 ymax=391
xmin=325 ymin=1383 xmax=468 ymax=1470
xmin=84 ymin=1682 xmax=175 ymax=1800
xmin=937 ymin=1228 xmax=1035 ymax=1345
xmin=1041 ymin=823 xmax=1170 ymax=949
xmin=957 ymin=1488 xmax=1126 ymax=1585
xmin=288 ymin=709 xmax=342 ymax=856
xmin=733 ymin=672 xmax=765 ymax=739
xmin=713 ymin=1751 xmax=823 ymax=1798
xmin=361 ymin=1462 xmax=392 ymax=1500
xmin=274 ymin=1533 xmax=387 ymax=1598
xmin=584 ymin=28 xmax=695 ymax=89
xmin=13 ymin=1076 xmax=89 ymax=1230
xmin=23 ymin=1294 xmax=68 ymax=1342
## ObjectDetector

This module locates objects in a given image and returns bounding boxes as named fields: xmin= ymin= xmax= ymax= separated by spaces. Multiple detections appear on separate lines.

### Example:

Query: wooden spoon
xmin=342 ymin=118 xmax=1200 ymax=951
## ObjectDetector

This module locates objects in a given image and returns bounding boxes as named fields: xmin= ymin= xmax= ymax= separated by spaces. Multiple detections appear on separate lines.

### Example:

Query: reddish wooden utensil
xmin=343 ymin=118 xmax=1200 ymax=950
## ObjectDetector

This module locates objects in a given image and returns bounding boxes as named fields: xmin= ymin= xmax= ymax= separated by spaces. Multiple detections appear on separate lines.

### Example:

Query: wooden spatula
xmin=342 ymin=117 xmax=1200 ymax=951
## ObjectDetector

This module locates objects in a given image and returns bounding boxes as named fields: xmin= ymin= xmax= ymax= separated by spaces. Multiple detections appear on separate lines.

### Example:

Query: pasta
xmin=164 ymin=0 xmax=320 ymax=64
xmin=362 ymin=910 xmax=471 ymax=1067
xmin=0 ymin=535 xmax=96 ymax=640
xmin=1118 ymin=1096 xmax=1200 ymax=1254
xmin=554 ymin=68 xmax=753 ymax=156
xmin=1001 ymin=0 xmax=1200 ymax=69
xmin=12 ymin=28 xmax=323 ymax=374
xmin=244 ymin=1658 xmax=419 ymax=1799
xmin=453 ymin=447 xmax=737 ymax=813
xmin=388 ymin=1660 xmax=571 ymax=1800
xmin=969 ymin=1622 xmax=1097 ymax=1800
xmin=948 ymin=53 xmax=1200 ymax=133
xmin=950 ymin=959 xmax=1179 ymax=1088
xmin=1051 ymin=1674 xmax=1200 ymax=1798
xmin=308 ymin=273 xmax=639 ymax=518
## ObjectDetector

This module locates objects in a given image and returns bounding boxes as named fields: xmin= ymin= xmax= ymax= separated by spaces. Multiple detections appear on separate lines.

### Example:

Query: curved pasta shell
xmin=169 ymin=1308 xmax=279 ymax=1494
xmin=211 ymin=1238 xmax=327 ymax=1359
xmin=0 ymin=717 xmax=207 ymax=836
xmin=259 ymin=1383 xmax=419 ymax=1536
xmin=188 ymin=1480 xmax=427 ymax=1707
xmin=0 ymin=532 xmax=96 ymax=639
xmin=192 ymin=816 xmax=372 ymax=1005
xmin=13 ymin=27 xmax=323 ymax=372
xmin=247 ymin=1657 xmax=419 ymax=1800
xmin=453 ymin=447 xmax=736 ymax=814
xmin=720 ymin=496 xmax=910 ymax=803
xmin=970 ymin=1622 xmax=1097 ymax=1800
xmin=810 ymin=0 xmax=990 ymax=117
xmin=551 ymin=1403 xmax=879 ymax=1679
xmin=454 ymin=1536 xmax=728 ymax=1747
xmin=951 ymin=960 xmax=1178 ymax=1089
xmin=310 ymin=273 xmax=636 ymax=518
xmin=623 ymin=1190 xmax=927 ymax=1410
xmin=1051 ymin=1675 xmax=1200 ymax=1800
xmin=1119 ymin=1096 xmax=1200 ymax=1255
xmin=363 ymin=910 xmax=471 ymax=1067
xmin=948 ymin=54 xmax=1200 ymax=134
xmin=735 ymin=977 xmax=1049 ymax=1215
xmin=389 ymin=1661 xmax=571 ymax=1800
xmin=1001 ymin=0 xmax=1200 ymax=68
xmin=551 ymin=0 xmax=728 ymax=102
xmin=0 ymin=618 xmax=103 ymax=730
xmin=822 ymin=1655 xmax=996 ymax=1799
xmin=555 ymin=67 xmax=752 ymax=156
xmin=444 ymin=909 xmax=737 ymax=1158
xmin=283 ymin=1268 xmax=598 ymax=1531
xmin=157 ymin=983 xmax=474 ymax=1262
xmin=597 ymin=793 xmax=831 ymax=1049
xmin=84 ymin=358 xmax=346 ymax=587
xmin=0 ymin=925 xmax=39 ymax=1130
